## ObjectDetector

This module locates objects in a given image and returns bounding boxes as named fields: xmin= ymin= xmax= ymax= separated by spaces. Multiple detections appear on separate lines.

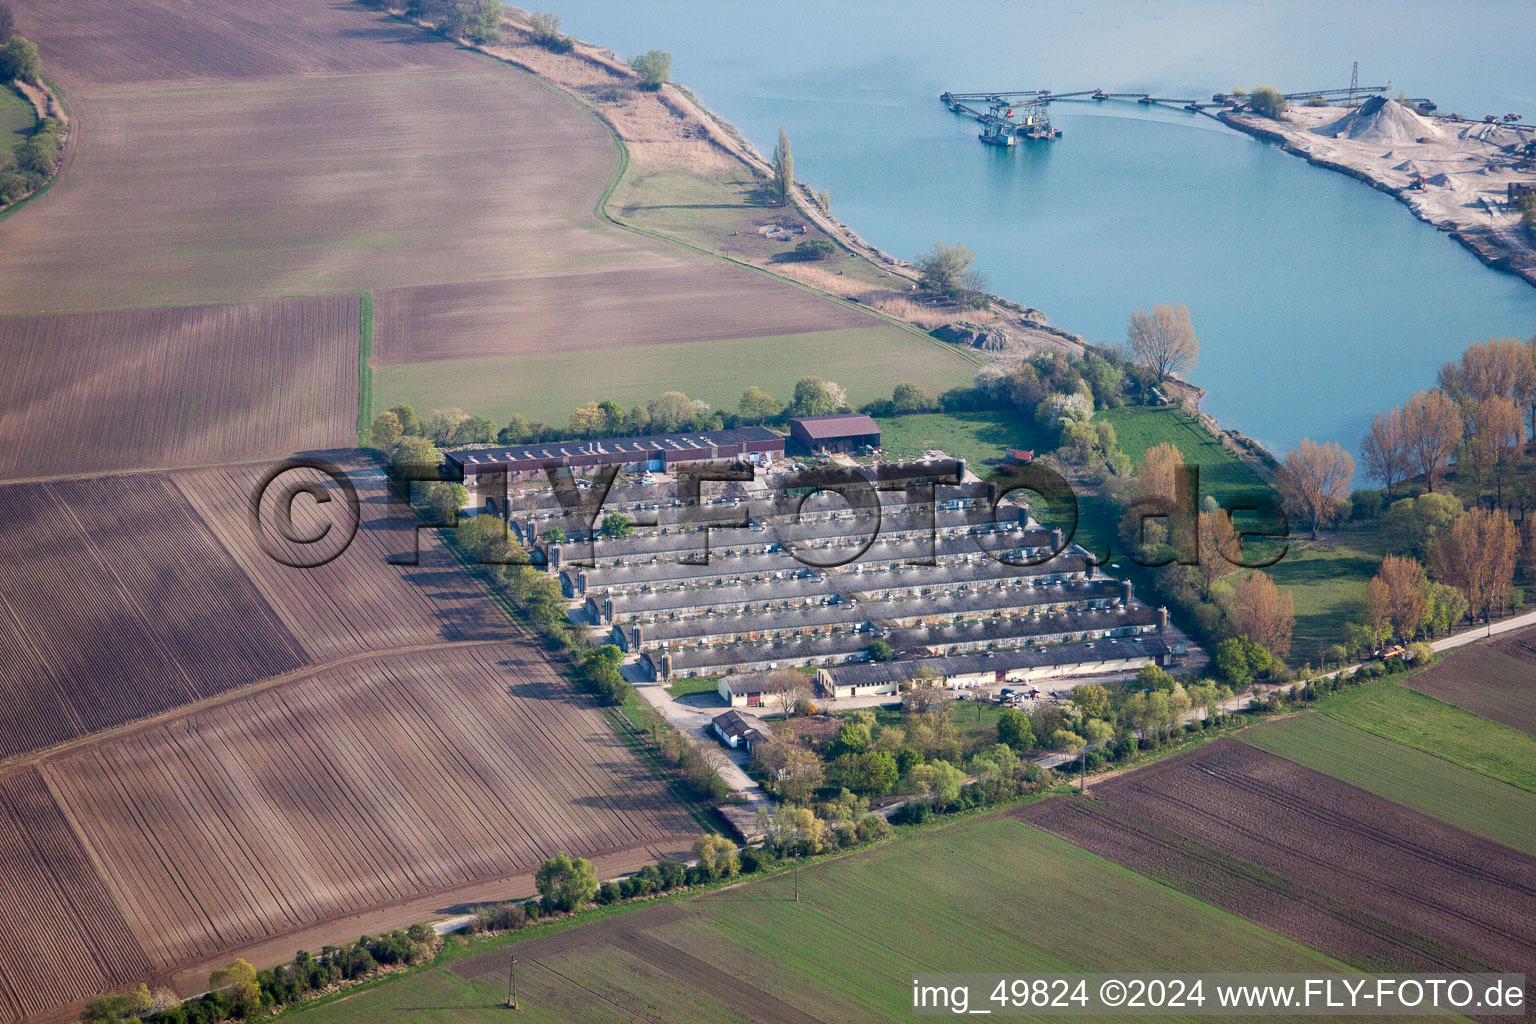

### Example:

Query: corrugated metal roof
xmin=789 ymin=413 xmax=882 ymax=440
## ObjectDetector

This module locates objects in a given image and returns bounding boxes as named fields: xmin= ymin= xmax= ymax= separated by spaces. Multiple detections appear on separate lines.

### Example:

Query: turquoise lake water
xmin=551 ymin=1 xmax=1536 ymax=455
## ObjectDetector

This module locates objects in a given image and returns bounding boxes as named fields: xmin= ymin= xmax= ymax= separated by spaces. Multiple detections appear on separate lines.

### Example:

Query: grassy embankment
xmin=283 ymin=816 xmax=1350 ymax=1024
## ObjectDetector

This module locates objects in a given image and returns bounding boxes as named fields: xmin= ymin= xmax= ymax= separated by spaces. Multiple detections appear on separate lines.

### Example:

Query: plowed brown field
xmin=0 ymin=298 xmax=359 ymax=481
xmin=13 ymin=0 xmax=470 ymax=88
xmin=1021 ymin=740 xmax=1536 ymax=976
xmin=0 ymin=770 xmax=153 ymax=1024
xmin=372 ymin=266 xmax=874 ymax=363
xmin=1405 ymin=626 xmax=1536 ymax=736
xmin=0 ymin=475 xmax=310 ymax=761
xmin=39 ymin=642 xmax=696 ymax=973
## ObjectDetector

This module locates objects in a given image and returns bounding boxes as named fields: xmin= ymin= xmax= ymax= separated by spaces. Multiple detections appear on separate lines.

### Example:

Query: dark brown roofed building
xmin=788 ymin=413 xmax=881 ymax=455
xmin=446 ymin=426 xmax=784 ymax=481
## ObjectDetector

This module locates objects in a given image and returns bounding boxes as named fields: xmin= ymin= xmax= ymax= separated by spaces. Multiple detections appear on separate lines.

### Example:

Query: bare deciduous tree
xmin=761 ymin=669 xmax=809 ymax=720
xmin=1275 ymin=438 xmax=1354 ymax=540
xmin=1224 ymin=571 xmax=1294 ymax=660
xmin=771 ymin=125 xmax=793 ymax=206
xmin=1436 ymin=337 xmax=1536 ymax=436
xmin=1401 ymin=389 xmax=1463 ymax=493
xmin=1191 ymin=509 xmax=1240 ymax=598
xmin=1468 ymin=395 xmax=1520 ymax=476
xmin=1360 ymin=407 xmax=1411 ymax=497
xmin=1126 ymin=303 xmax=1199 ymax=385
xmin=1374 ymin=554 xmax=1430 ymax=640
xmin=1431 ymin=507 xmax=1520 ymax=621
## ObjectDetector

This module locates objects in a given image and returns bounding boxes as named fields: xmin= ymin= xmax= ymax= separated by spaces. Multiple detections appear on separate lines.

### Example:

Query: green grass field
xmin=287 ymin=817 xmax=1351 ymax=1024
xmin=374 ymin=327 xmax=977 ymax=428
xmin=1318 ymin=681 xmax=1536 ymax=795
xmin=1241 ymin=712 xmax=1536 ymax=856
xmin=870 ymin=697 xmax=1008 ymax=743
xmin=0 ymin=85 xmax=35 ymax=150
xmin=1218 ymin=527 xmax=1384 ymax=668
xmin=610 ymin=161 xmax=897 ymax=291
xmin=664 ymin=676 xmax=721 ymax=700
xmin=1095 ymin=407 xmax=1270 ymax=507
xmin=874 ymin=409 xmax=1053 ymax=469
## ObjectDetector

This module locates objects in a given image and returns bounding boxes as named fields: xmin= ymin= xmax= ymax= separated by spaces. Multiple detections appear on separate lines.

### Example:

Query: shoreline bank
xmin=1218 ymin=104 xmax=1536 ymax=290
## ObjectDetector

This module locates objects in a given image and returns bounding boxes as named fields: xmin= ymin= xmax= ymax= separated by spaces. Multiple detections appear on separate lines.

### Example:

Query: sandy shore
xmin=1220 ymin=101 xmax=1536 ymax=288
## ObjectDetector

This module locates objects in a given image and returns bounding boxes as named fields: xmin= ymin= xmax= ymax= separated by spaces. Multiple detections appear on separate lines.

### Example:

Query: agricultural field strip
xmin=34 ymin=643 xmax=697 ymax=972
xmin=0 ymin=298 xmax=360 ymax=482
xmin=16 ymin=0 xmax=475 ymax=88
xmin=1239 ymin=713 xmax=1536 ymax=856
xmin=0 ymin=770 xmax=152 ymax=1024
xmin=1027 ymin=741 xmax=1536 ymax=977
xmin=171 ymin=464 xmax=520 ymax=665
xmin=371 ymin=266 xmax=875 ymax=363
xmin=0 ymin=475 xmax=311 ymax=762
xmin=1402 ymin=637 xmax=1536 ymax=737
xmin=445 ymin=819 xmax=1359 ymax=1024
xmin=1318 ymin=682 xmax=1536 ymax=793
xmin=1019 ymin=792 xmax=1500 ymax=977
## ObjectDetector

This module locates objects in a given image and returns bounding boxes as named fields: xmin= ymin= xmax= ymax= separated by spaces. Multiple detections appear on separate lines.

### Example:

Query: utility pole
xmin=795 ymin=862 xmax=800 ymax=902
xmin=1080 ymin=751 xmax=1086 ymax=794
xmin=506 ymin=955 xmax=517 ymax=1009
xmin=1348 ymin=61 xmax=1359 ymax=108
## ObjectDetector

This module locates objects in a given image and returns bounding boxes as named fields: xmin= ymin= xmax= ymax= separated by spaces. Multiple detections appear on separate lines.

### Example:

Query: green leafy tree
xmin=210 ymin=959 xmax=260 ymax=1015
xmin=600 ymin=512 xmax=633 ymax=539
xmin=890 ymin=383 xmax=936 ymax=413
xmin=905 ymin=759 xmax=963 ymax=804
xmin=867 ymin=639 xmax=895 ymax=661
xmin=1048 ymin=728 xmax=1086 ymax=753
xmin=793 ymin=238 xmax=837 ymax=261
xmin=1082 ymin=718 xmax=1115 ymax=748
xmin=425 ymin=482 xmax=467 ymax=524
xmin=439 ymin=0 xmax=502 ymax=43
xmin=791 ymin=376 xmax=846 ymax=416
xmin=1248 ymin=85 xmax=1287 ymax=119
xmin=390 ymin=435 xmax=440 ymax=472
xmin=738 ymin=386 xmax=782 ymax=422
xmin=914 ymin=242 xmax=975 ymax=298
xmin=82 ymin=986 xmax=152 ymax=1024
xmin=770 ymin=125 xmax=793 ymax=205
xmin=995 ymin=707 xmax=1035 ymax=752
xmin=691 ymin=833 xmax=740 ymax=879
xmin=1069 ymin=683 xmax=1111 ymax=721
xmin=389 ymin=403 xmax=421 ymax=436
xmin=0 ymin=35 xmax=39 ymax=84
xmin=968 ymin=743 xmax=1019 ymax=780
xmin=535 ymin=852 xmax=599 ymax=911
xmin=831 ymin=718 xmax=872 ymax=756
xmin=370 ymin=410 xmax=404 ymax=449
xmin=452 ymin=415 xmax=495 ymax=445
xmin=498 ymin=413 xmax=531 ymax=444
xmin=629 ymin=49 xmax=672 ymax=89
xmin=837 ymin=750 xmax=898 ymax=795
xmin=1211 ymin=635 xmax=1272 ymax=687
xmin=540 ymin=525 xmax=566 ymax=543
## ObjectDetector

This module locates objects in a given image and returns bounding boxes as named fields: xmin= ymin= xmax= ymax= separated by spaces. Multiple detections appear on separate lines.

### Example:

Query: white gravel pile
xmin=1315 ymin=96 xmax=1443 ymax=144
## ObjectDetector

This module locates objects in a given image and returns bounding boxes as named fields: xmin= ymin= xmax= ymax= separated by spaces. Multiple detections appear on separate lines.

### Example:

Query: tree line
xmin=81 ymin=929 xmax=439 ymax=1024
xmin=367 ymin=376 xmax=948 ymax=457
xmin=0 ymin=7 xmax=63 ymax=209
xmin=741 ymin=663 xmax=1233 ymax=817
